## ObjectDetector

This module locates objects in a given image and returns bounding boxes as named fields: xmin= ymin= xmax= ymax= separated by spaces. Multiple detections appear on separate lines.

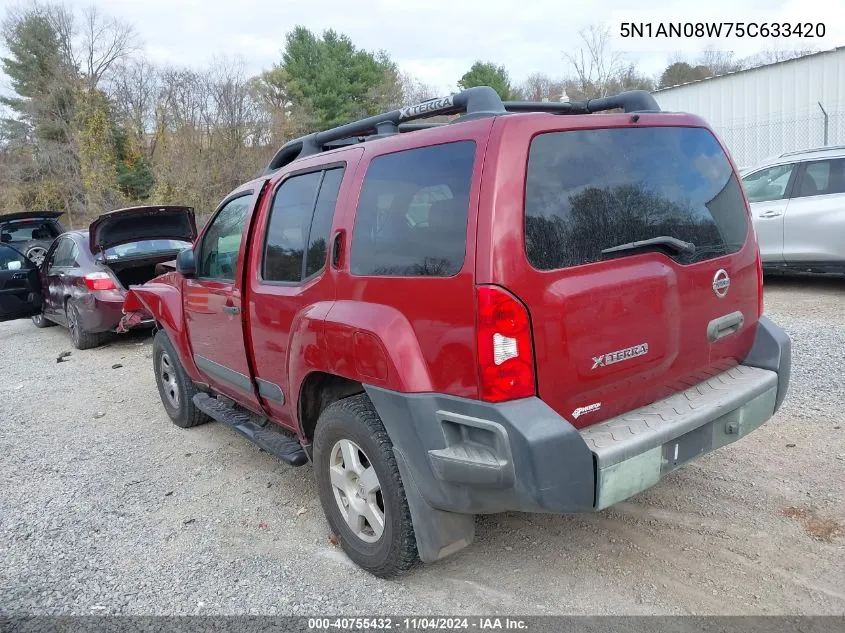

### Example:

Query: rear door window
xmin=793 ymin=158 xmax=845 ymax=198
xmin=305 ymin=168 xmax=344 ymax=277
xmin=51 ymin=238 xmax=76 ymax=268
xmin=262 ymin=167 xmax=346 ymax=283
xmin=351 ymin=141 xmax=475 ymax=277
xmin=525 ymin=127 xmax=748 ymax=270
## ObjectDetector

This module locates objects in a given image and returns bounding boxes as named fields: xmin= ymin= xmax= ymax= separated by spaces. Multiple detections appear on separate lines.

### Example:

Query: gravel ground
xmin=1 ymin=275 xmax=843 ymax=616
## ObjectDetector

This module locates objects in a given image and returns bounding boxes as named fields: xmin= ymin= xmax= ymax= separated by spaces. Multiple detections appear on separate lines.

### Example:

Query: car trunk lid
xmin=486 ymin=119 xmax=761 ymax=428
xmin=89 ymin=206 xmax=196 ymax=255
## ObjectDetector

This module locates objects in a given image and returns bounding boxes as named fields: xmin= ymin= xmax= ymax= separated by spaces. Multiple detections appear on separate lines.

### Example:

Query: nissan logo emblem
xmin=712 ymin=269 xmax=730 ymax=298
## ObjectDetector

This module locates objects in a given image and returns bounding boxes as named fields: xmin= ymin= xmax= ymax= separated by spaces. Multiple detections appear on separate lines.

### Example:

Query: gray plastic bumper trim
xmin=580 ymin=365 xmax=778 ymax=469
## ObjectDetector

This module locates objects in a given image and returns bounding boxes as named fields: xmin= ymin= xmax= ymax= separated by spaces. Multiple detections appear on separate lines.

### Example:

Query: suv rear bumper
xmin=365 ymin=317 xmax=790 ymax=558
xmin=584 ymin=364 xmax=776 ymax=509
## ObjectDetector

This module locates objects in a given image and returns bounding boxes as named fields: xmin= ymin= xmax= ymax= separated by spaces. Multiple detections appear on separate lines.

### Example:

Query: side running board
xmin=192 ymin=393 xmax=308 ymax=467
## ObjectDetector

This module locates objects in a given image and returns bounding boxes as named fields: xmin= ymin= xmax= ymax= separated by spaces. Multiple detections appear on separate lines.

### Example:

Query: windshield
xmin=524 ymin=126 xmax=749 ymax=269
xmin=104 ymin=239 xmax=191 ymax=260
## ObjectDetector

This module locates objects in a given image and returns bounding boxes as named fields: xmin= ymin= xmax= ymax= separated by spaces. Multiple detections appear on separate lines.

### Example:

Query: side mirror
xmin=176 ymin=247 xmax=196 ymax=277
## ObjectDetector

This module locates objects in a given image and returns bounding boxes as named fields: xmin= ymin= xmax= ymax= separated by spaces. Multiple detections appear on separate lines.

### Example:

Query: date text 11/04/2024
xmin=307 ymin=618 xmax=529 ymax=630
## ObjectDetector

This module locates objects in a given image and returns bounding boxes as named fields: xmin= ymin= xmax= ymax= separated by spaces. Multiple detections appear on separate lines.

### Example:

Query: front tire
xmin=314 ymin=393 xmax=418 ymax=577
xmin=152 ymin=330 xmax=209 ymax=428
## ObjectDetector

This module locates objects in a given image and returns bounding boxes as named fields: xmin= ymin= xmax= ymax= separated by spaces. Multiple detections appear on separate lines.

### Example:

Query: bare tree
xmin=399 ymin=72 xmax=438 ymax=104
xmin=43 ymin=3 xmax=77 ymax=72
xmin=206 ymin=56 xmax=265 ymax=148
xmin=108 ymin=56 xmax=159 ymax=155
xmin=79 ymin=5 xmax=138 ymax=89
xmin=740 ymin=48 xmax=816 ymax=69
xmin=697 ymin=48 xmax=741 ymax=77
xmin=520 ymin=72 xmax=566 ymax=101
xmin=563 ymin=25 xmax=626 ymax=98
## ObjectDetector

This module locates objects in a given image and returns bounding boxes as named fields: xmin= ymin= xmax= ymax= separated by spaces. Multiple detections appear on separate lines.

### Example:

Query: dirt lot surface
xmin=1 ymin=275 xmax=843 ymax=616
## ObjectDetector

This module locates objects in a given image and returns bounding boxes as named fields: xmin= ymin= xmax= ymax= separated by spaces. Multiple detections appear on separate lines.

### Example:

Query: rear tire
xmin=153 ymin=330 xmax=209 ymax=428
xmin=31 ymin=312 xmax=55 ymax=328
xmin=314 ymin=393 xmax=419 ymax=577
xmin=66 ymin=301 xmax=106 ymax=349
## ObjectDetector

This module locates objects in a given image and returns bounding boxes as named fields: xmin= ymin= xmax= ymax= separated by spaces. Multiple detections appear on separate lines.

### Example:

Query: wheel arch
xmin=298 ymin=371 xmax=365 ymax=442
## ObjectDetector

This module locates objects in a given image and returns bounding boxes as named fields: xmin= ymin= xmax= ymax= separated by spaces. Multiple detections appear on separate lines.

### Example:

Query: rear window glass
xmin=0 ymin=220 xmax=60 ymax=242
xmin=351 ymin=141 xmax=475 ymax=277
xmin=524 ymin=127 xmax=748 ymax=270
xmin=105 ymin=239 xmax=191 ymax=259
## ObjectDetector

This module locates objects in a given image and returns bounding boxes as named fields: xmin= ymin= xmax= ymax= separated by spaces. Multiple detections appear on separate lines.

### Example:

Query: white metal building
xmin=653 ymin=47 xmax=845 ymax=169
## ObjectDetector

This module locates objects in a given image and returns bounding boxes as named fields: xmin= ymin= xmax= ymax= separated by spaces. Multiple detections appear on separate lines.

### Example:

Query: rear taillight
xmin=84 ymin=272 xmax=117 ymax=291
xmin=476 ymin=285 xmax=535 ymax=402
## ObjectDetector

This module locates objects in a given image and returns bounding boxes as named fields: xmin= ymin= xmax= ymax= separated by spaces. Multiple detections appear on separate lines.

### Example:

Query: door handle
xmin=707 ymin=311 xmax=744 ymax=342
xmin=758 ymin=210 xmax=783 ymax=218
xmin=223 ymin=305 xmax=240 ymax=315
xmin=331 ymin=230 xmax=345 ymax=269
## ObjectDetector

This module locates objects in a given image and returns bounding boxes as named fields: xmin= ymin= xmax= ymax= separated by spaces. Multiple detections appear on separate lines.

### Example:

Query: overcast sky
xmin=3 ymin=0 xmax=845 ymax=94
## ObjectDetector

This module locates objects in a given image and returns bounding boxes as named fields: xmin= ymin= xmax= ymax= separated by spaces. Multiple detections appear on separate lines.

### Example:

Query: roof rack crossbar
xmin=265 ymin=88 xmax=661 ymax=173
xmin=265 ymin=86 xmax=505 ymax=172
xmin=503 ymin=90 xmax=660 ymax=115
xmin=778 ymin=144 xmax=845 ymax=158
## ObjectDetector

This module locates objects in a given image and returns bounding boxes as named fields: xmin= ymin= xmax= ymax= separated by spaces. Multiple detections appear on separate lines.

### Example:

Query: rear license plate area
xmin=661 ymin=422 xmax=714 ymax=474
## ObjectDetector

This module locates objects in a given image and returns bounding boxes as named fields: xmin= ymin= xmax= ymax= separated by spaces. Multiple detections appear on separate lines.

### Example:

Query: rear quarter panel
xmin=328 ymin=120 xmax=495 ymax=399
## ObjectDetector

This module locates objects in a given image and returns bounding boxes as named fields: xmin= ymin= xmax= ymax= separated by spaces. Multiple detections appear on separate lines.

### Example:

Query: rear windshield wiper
xmin=601 ymin=236 xmax=696 ymax=258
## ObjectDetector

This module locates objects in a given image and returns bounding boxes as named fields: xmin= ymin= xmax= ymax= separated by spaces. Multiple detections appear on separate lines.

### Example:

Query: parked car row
xmin=0 ymin=206 xmax=195 ymax=348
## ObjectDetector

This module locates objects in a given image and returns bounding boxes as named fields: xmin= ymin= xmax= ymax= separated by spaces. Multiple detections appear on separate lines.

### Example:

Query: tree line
xmin=0 ymin=5 xmax=812 ymax=225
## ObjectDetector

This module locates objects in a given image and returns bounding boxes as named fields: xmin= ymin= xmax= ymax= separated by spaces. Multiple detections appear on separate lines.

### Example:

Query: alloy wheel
xmin=329 ymin=439 xmax=385 ymax=543
xmin=26 ymin=246 xmax=47 ymax=267
xmin=159 ymin=351 xmax=180 ymax=409
xmin=67 ymin=305 xmax=80 ymax=345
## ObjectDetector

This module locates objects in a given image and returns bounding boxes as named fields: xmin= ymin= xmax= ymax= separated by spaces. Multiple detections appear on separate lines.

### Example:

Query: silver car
xmin=741 ymin=145 xmax=845 ymax=273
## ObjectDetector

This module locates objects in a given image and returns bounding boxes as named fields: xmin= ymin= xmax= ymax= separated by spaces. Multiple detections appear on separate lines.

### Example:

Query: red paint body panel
xmin=322 ymin=301 xmax=434 ymax=392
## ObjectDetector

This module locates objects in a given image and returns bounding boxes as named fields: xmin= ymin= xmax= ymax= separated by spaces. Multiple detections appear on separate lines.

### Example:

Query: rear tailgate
xmin=482 ymin=114 xmax=760 ymax=428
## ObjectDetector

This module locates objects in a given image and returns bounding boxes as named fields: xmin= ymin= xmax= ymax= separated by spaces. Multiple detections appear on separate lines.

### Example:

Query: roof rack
xmin=778 ymin=144 xmax=845 ymax=158
xmin=265 ymin=86 xmax=660 ymax=173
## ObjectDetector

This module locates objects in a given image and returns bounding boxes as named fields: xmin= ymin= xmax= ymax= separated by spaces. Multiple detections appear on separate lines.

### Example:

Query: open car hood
xmin=89 ymin=206 xmax=197 ymax=255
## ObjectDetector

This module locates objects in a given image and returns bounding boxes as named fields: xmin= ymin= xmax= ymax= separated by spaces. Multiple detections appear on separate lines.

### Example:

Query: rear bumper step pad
xmin=579 ymin=365 xmax=778 ymax=509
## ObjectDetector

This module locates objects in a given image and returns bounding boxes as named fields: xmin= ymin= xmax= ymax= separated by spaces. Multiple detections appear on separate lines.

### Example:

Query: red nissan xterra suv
xmin=124 ymin=87 xmax=791 ymax=577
